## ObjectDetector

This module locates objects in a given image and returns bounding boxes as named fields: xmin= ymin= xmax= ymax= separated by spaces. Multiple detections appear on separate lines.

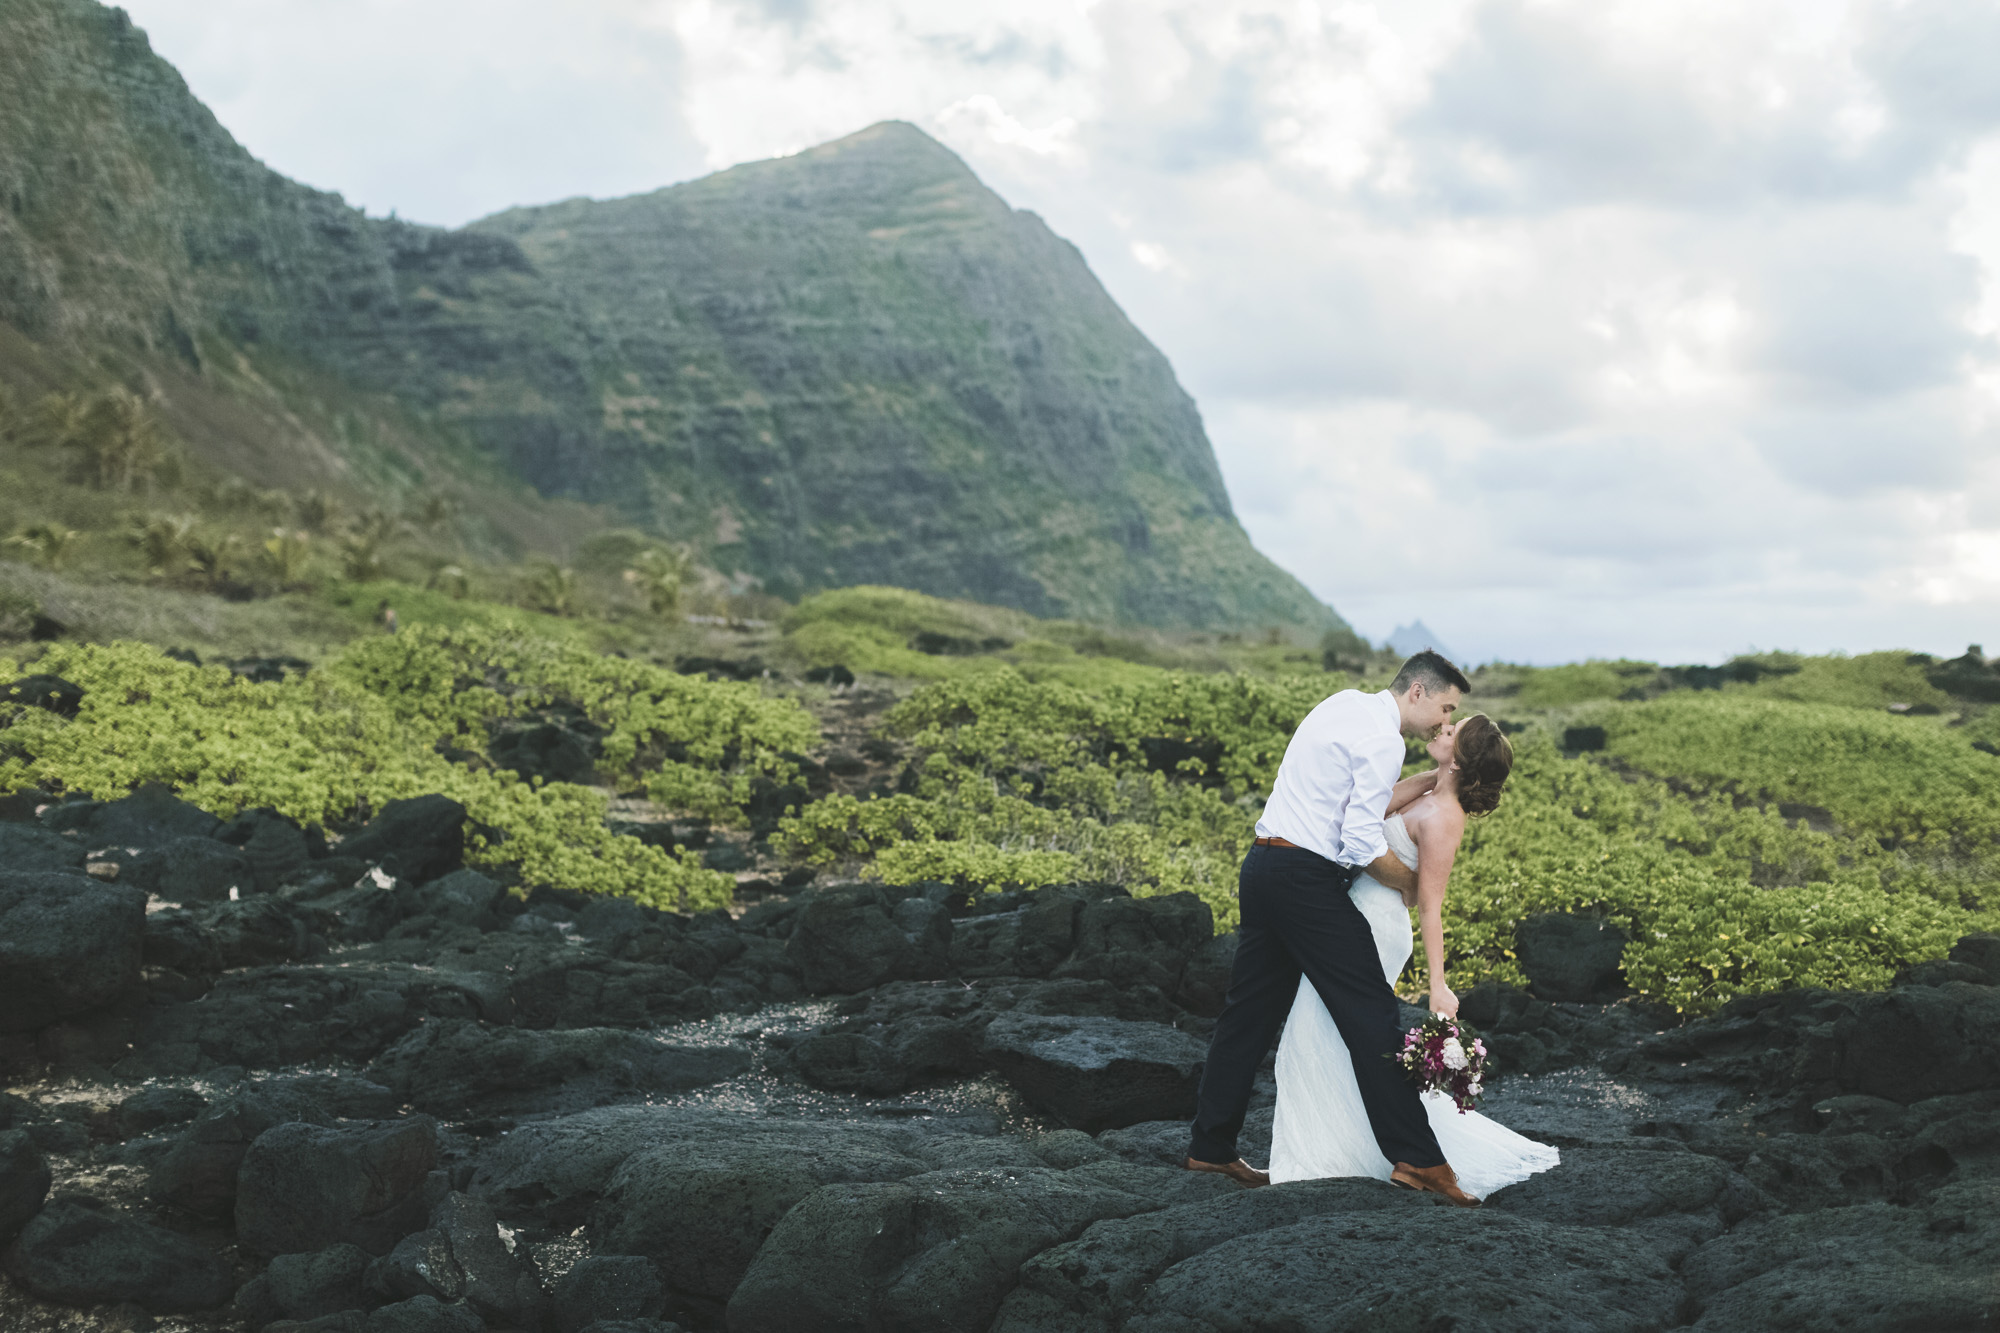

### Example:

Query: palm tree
xmin=527 ymin=562 xmax=578 ymax=617
xmin=75 ymin=388 xmax=170 ymax=492
xmin=293 ymin=490 xmax=343 ymax=535
xmin=5 ymin=523 xmax=82 ymax=569
xmin=263 ymin=529 xmax=312 ymax=586
xmin=623 ymin=545 xmax=690 ymax=617
xmin=427 ymin=563 xmax=471 ymax=599
xmin=25 ymin=391 xmax=92 ymax=452
xmin=185 ymin=529 xmax=246 ymax=587
xmin=130 ymin=514 xmax=195 ymax=578
xmin=338 ymin=510 xmax=401 ymax=582
xmin=208 ymin=476 xmax=286 ymax=519
xmin=408 ymin=493 xmax=459 ymax=533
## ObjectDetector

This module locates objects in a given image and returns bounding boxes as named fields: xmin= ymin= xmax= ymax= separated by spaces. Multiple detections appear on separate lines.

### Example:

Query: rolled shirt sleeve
xmin=1334 ymin=731 xmax=1404 ymax=867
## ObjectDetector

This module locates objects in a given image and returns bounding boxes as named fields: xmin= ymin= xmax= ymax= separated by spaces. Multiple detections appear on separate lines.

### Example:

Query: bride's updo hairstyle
xmin=1453 ymin=714 xmax=1514 ymax=817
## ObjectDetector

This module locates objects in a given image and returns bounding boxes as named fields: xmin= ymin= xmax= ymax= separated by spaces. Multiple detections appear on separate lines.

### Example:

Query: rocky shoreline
xmin=2 ymin=786 xmax=1996 ymax=1331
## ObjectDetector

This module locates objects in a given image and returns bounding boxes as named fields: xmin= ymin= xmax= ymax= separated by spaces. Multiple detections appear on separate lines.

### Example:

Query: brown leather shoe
xmin=1185 ymin=1157 xmax=1271 ymax=1187
xmin=1390 ymin=1161 xmax=1481 ymax=1207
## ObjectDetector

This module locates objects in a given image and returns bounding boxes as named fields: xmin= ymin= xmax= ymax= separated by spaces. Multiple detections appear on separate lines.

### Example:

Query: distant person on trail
xmin=379 ymin=600 xmax=398 ymax=634
xmin=1185 ymin=649 xmax=1556 ymax=1205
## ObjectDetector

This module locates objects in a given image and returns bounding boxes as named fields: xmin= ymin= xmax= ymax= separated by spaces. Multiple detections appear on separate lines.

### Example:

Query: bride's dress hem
xmin=1265 ymin=814 xmax=1561 ymax=1200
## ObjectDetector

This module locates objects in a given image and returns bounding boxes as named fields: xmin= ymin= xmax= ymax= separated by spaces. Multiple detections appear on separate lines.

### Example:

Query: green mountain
xmin=0 ymin=0 xmax=1341 ymax=632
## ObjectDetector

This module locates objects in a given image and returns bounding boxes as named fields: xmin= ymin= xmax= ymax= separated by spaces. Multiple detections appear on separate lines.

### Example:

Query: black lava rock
xmin=982 ymin=1012 xmax=1207 ymax=1132
xmin=197 ymin=896 xmax=323 ymax=969
xmin=4 ymin=1196 xmax=234 ymax=1312
xmin=1951 ymin=933 xmax=2000 ymax=977
xmin=267 ymin=1242 xmax=372 ymax=1320
xmin=363 ymin=1294 xmax=484 ymax=1332
xmin=1017 ymin=1202 xmax=1679 ymax=1332
xmin=217 ymin=806 xmax=317 ymax=892
xmin=235 ymin=1116 xmax=439 ymax=1255
xmin=803 ymin=663 xmax=855 ymax=687
xmin=365 ymin=1019 xmax=751 ymax=1117
xmin=151 ymin=1084 xmax=336 ymax=1218
xmin=2 ymin=674 xmax=84 ymax=717
xmin=229 ymin=655 xmax=311 ymax=683
xmin=114 ymin=1085 xmax=208 ymax=1138
xmin=589 ymin=1119 xmax=933 ymax=1308
xmin=141 ymin=907 xmax=224 ymax=979
xmin=54 ymin=782 xmax=221 ymax=848
xmin=490 ymin=719 xmax=600 ymax=785
xmin=786 ymin=884 xmax=951 ymax=993
xmin=555 ymin=1255 xmax=668 ymax=1333
xmin=0 ymin=1128 xmax=51 ymax=1243
xmin=0 ymin=824 xmax=86 ymax=874
xmin=406 ymin=867 xmax=508 ymax=928
xmin=728 ymin=1166 xmax=1154 ymax=1333
xmin=674 ymin=656 xmax=763 ymax=681
xmin=0 ymin=870 xmax=147 ymax=1033
xmin=122 ymin=836 xmax=255 ymax=903
xmin=337 ymin=795 xmax=466 ymax=884
xmin=365 ymin=1192 xmax=540 ymax=1325
xmin=1834 ymin=983 xmax=2000 ymax=1103
xmin=1515 ymin=912 xmax=1629 ymax=1001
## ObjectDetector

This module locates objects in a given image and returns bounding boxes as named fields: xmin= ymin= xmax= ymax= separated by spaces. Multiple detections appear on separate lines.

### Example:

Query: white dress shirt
xmin=1254 ymin=689 xmax=1404 ymax=867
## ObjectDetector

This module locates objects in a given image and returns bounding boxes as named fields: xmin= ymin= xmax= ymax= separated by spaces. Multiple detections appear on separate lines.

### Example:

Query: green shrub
xmin=779 ymin=668 xmax=1344 ymax=929
xmin=1510 ymin=659 xmax=1660 ymax=708
xmin=779 ymin=667 xmax=1997 ymax=1010
xmin=0 ymin=630 xmax=819 ymax=912
xmin=1440 ymin=738 xmax=1980 ymax=1012
xmin=1731 ymin=650 xmax=1951 ymax=711
xmin=327 ymin=625 xmax=822 ymax=819
xmin=1599 ymin=694 xmax=2000 ymax=854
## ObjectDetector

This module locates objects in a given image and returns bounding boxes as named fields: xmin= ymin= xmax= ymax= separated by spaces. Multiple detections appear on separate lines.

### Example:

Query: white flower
xmin=1441 ymin=1038 xmax=1468 ymax=1071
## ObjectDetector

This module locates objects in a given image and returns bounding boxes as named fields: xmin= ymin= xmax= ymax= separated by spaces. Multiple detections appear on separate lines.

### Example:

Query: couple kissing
xmin=1186 ymin=651 xmax=1560 ymax=1204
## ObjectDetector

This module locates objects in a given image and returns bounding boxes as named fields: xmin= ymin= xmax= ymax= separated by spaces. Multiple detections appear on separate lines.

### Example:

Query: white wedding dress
xmin=1267 ymin=813 xmax=1561 ymax=1198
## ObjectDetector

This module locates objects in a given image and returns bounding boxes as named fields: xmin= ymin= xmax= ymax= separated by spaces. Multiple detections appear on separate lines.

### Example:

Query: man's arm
xmin=1366 ymin=850 xmax=1417 ymax=896
xmin=1335 ymin=731 xmax=1405 ymax=870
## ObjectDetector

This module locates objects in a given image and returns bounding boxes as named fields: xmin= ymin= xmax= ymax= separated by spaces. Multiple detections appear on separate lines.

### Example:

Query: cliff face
xmin=0 ymin=0 xmax=1340 ymax=631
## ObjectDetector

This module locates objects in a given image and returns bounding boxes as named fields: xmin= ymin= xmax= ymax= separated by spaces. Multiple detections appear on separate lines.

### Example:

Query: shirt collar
xmin=1374 ymin=690 xmax=1400 ymax=728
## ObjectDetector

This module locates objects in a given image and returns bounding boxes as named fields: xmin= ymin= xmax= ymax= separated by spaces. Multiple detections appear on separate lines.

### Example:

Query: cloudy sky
xmin=118 ymin=0 xmax=2000 ymax=664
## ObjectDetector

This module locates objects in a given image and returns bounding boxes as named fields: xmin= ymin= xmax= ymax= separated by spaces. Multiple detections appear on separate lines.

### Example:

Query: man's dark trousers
xmin=1188 ymin=843 xmax=1445 ymax=1169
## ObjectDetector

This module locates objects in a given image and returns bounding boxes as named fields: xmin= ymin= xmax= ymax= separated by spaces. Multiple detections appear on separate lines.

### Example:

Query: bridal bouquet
xmin=1389 ymin=1014 xmax=1487 ymax=1113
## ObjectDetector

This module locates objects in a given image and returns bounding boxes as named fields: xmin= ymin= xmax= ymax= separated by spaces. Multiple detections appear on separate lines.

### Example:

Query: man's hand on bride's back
xmin=1429 ymin=984 xmax=1459 ymax=1019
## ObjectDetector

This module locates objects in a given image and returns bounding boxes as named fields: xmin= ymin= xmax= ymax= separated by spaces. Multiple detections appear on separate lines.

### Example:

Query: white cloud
xmin=1128 ymin=241 xmax=1181 ymax=275
xmin=113 ymin=0 xmax=2000 ymax=662
xmin=117 ymin=0 xmax=709 ymax=224
xmin=935 ymin=95 xmax=1078 ymax=158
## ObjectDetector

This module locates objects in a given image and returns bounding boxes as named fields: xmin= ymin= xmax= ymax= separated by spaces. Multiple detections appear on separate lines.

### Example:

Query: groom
xmin=1186 ymin=649 xmax=1481 ymax=1207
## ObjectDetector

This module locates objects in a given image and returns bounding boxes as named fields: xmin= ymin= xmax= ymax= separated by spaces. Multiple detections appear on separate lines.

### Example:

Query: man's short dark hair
xmin=1391 ymin=649 xmax=1471 ymax=696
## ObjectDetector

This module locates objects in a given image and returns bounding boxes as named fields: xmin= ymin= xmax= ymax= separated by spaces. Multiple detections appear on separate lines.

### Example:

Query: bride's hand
xmin=1429 ymin=984 xmax=1459 ymax=1019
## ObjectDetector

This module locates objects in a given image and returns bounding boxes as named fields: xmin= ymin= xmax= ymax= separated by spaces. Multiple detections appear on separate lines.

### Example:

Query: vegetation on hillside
xmin=4 ymin=384 xmax=1996 ymax=1018
xmin=1 ymin=0 xmax=1337 ymax=632
xmin=774 ymin=660 xmax=1998 ymax=1013
xmin=0 ymin=630 xmax=818 ymax=911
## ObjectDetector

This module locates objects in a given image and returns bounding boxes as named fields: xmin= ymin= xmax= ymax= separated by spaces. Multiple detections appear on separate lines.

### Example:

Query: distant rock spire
xmin=1386 ymin=621 xmax=1460 ymax=666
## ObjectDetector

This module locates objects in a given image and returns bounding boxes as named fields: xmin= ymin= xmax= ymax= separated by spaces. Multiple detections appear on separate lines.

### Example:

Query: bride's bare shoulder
xmin=1405 ymin=795 xmax=1466 ymax=843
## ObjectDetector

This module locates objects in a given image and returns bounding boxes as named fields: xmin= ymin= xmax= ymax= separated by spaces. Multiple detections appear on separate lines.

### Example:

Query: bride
xmin=1267 ymin=713 xmax=1560 ymax=1198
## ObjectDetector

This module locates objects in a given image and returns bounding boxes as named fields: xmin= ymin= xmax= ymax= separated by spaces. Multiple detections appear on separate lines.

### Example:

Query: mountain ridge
xmin=0 ymin=0 xmax=1344 ymax=632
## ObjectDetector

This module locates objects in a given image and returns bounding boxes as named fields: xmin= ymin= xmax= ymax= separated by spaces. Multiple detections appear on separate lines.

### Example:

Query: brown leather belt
xmin=1253 ymin=836 xmax=1302 ymax=849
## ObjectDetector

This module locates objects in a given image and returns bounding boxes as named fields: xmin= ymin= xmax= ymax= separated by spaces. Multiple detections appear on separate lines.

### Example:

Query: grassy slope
xmin=3 ymin=557 xmax=1994 ymax=1011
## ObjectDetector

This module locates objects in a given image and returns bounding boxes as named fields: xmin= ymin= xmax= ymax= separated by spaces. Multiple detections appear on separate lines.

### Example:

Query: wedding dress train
xmin=1266 ymin=813 xmax=1561 ymax=1198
